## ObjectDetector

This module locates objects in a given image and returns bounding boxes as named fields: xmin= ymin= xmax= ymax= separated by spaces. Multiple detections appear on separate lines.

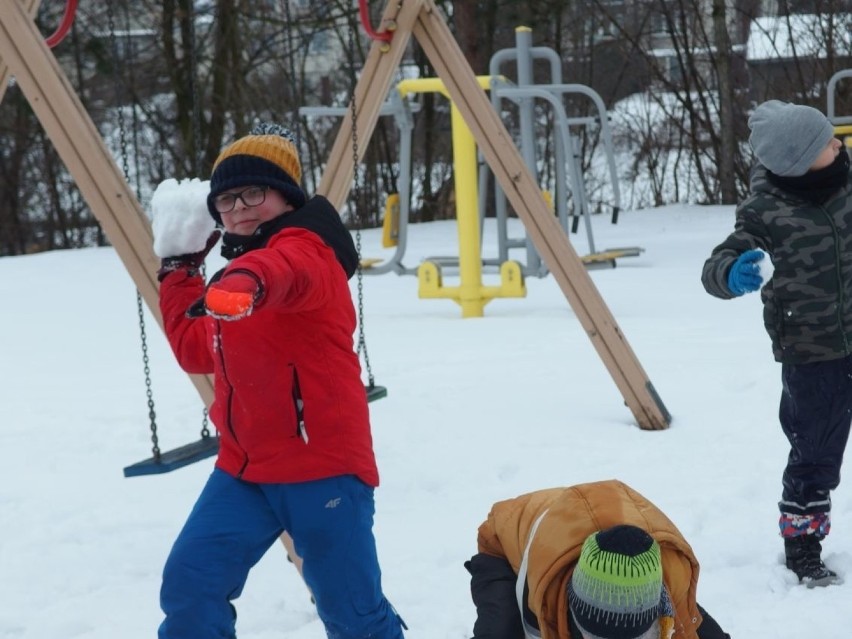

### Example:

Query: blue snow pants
xmin=158 ymin=469 xmax=404 ymax=639
xmin=778 ymin=355 xmax=852 ymax=533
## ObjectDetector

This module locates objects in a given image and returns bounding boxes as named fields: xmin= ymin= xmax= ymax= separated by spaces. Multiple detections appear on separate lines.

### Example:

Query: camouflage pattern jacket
xmin=702 ymin=164 xmax=852 ymax=364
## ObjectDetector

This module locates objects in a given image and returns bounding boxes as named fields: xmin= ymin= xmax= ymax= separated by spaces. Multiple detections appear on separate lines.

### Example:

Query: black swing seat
xmin=123 ymin=385 xmax=386 ymax=478
xmin=123 ymin=435 xmax=220 ymax=478
xmin=365 ymin=384 xmax=388 ymax=403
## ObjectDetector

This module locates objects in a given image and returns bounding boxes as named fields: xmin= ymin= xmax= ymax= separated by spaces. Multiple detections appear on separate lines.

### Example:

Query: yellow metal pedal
xmin=417 ymin=261 xmax=443 ymax=297
xmin=499 ymin=260 xmax=526 ymax=297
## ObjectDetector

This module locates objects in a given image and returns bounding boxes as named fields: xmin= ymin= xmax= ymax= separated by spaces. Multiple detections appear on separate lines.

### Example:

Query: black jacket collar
xmin=767 ymin=151 xmax=850 ymax=204
xmin=219 ymin=195 xmax=359 ymax=279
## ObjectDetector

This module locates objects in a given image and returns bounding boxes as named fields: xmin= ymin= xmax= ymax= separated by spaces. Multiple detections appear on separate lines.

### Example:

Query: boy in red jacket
xmin=154 ymin=123 xmax=404 ymax=639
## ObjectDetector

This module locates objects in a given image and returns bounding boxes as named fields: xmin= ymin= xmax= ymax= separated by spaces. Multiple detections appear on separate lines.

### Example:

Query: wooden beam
xmin=321 ymin=0 xmax=668 ymax=429
xmin=0 ymin=0 xmax=38 ymax=105
xmin=0 ymin=0 xmax=214 ymax=405
xmin=411 ymin=1 xmax=669 ymax=429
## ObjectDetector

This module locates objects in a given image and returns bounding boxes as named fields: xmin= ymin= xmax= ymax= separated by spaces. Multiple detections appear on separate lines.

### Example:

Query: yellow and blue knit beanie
xmin=568 ymin=525 xmax=663 ymax=639
xmin=207 ymin=122 xmax=306 ymax=225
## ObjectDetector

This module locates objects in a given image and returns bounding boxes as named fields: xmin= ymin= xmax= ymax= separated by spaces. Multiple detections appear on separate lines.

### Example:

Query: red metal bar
xmin=45 ymin=0 xmax=79 ymax=48
xmin=358 ymin=0 xmax=393 ymax=42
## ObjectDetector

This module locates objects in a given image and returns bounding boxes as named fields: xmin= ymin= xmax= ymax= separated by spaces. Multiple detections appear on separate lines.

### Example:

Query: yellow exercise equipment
xmin=397 ymin=76 xmax=526 ymax=318
xmin=381 ymin=192 xmax=400 ymax=248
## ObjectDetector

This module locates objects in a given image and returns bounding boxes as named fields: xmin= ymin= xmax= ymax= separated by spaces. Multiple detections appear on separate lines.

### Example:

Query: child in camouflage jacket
xmin=702 ymin=100 xmax=851 ymax=587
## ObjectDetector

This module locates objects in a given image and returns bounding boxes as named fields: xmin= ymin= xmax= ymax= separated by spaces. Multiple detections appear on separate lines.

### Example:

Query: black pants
xmin=779 ymin=355 xmax=852 ymax=519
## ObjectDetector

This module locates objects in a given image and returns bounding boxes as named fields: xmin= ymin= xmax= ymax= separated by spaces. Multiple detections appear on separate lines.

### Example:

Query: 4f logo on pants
xmin=325 ymin=497 xmax=342 ymax=509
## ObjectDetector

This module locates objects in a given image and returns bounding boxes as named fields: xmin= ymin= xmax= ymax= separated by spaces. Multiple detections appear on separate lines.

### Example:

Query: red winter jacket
xmin=158 ymin=201 xmax=378 ymax=486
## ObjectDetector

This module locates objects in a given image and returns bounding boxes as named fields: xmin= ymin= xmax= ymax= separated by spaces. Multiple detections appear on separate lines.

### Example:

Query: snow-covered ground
xmin=1 ymin=205 xmax=849 ymax=637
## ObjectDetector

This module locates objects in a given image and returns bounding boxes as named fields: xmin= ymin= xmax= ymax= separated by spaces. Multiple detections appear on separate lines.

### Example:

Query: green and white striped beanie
xmin=567 ymin=525 xmax=663 ymax=639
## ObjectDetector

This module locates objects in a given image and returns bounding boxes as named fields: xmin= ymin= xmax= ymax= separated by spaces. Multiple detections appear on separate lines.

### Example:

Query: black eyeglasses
xmin=213 ymin=186 xmax=269 ymax=213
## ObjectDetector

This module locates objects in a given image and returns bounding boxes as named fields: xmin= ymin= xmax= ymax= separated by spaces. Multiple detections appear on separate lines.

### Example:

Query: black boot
xmin=784 ymin=535 xmax=841 ymax=587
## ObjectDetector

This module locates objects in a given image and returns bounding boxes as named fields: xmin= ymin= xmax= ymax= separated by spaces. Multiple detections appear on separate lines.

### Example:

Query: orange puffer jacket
xmin=476 ymin=479 xmax=702 ymax=639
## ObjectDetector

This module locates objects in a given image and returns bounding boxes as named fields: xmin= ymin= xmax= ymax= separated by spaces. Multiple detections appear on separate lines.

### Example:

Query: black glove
xmin=157 ymin=231 xmax=221 ymax=282
xmin=466 ymin=553 xmax=526 ymax=639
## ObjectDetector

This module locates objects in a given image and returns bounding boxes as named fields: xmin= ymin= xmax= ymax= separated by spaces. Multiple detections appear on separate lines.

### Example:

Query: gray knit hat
xmin=748 ymin=100 xmax=835 ymax=177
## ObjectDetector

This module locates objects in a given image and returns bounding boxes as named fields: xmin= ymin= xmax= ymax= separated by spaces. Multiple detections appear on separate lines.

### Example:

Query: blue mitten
xmin=727 ymin=249 xmax=764 ymax=296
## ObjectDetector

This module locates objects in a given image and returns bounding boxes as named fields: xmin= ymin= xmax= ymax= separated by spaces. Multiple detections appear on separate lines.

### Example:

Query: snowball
xmin=150 ymin=178 xmax=217 ymax=258
xmin=756 ymin=249 xmax=774 ymax=287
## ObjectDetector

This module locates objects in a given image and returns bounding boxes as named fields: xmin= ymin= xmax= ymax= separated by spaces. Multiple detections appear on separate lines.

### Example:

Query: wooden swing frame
xmin=0 ymin=0 xmax=670 ymax=436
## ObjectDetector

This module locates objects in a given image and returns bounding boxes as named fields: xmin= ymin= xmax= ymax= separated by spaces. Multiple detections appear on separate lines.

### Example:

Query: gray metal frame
xmin=301 ymin=28 xmax=623 ymax=278
xmin=487 ymin=28 xmax=622 ymax=276
xmin=827 ymin=69 xmax=852 ymax=125
xmin=300 ymin=91 xmax=419 ymax=274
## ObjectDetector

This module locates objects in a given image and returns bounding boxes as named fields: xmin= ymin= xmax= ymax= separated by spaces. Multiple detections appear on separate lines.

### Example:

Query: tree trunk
xmin=712 ymin=0 xmax=737 ymax=204
xmin=452 ymin=0 xmax=482 ymax=72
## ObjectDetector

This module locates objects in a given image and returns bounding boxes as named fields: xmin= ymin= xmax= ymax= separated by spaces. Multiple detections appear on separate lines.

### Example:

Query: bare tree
xmin=712 ymin=0 xmax=738 ymax=203
xmin=6 ymin=0 xmax=852 ymax=256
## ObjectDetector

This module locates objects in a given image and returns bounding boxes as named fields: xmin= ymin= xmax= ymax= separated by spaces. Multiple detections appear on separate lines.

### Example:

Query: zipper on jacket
xmin=820 ymin=207 xmax=850 ymax=353
xmin=291 ymin=365 xmax=308 ymax=444
xmin=216 ymin=322 xmax=249 ymax=476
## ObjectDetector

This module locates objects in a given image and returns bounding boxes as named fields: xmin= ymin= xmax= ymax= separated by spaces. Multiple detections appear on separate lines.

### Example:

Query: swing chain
xmin=184 ymin=3 xmax=213 ymax=438
xmin=355 ymin=233 xmax=375 ymax=387
xmin=200 ymin=410 xmax=210 ymax=438
xmin=187 ymin=0 xmax=202 ymax=176
xmin=282 ymin=0 xmax=303 ymax=152
xmin=347 ymin=14 xmax=375 ymax=389
xmin=107 ymin=3 xmax=162 ymax=459
xmin=136 ymin=293 xmax=161 ymax=457
xmin=107 ymin=7 xmax=130 ymax=181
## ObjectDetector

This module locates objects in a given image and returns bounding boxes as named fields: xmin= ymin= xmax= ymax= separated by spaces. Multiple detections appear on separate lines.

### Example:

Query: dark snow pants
xmin=159 ymin=468 xmax=404 ymax=639
xmin=778 ymin=355 xmax=852 ymax=536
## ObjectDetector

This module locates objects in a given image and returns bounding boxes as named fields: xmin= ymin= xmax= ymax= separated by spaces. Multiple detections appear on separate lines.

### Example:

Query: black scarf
xmin=768 ymin=151 xmax=850 ymax=204
xmin=218 ymin=195 xmax=359 ymax=279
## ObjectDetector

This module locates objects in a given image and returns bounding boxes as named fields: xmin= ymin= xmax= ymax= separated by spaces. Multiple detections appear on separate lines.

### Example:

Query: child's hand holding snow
xmin=150 ymin=178 xmax=217 ymax=258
